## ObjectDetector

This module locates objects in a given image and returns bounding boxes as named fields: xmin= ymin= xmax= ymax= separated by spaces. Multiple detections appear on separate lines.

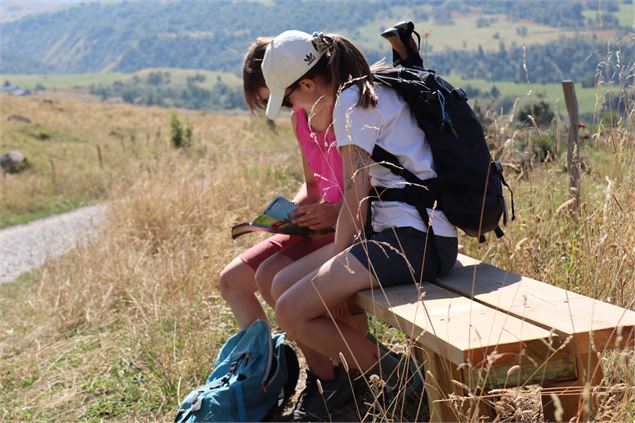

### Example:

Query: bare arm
xmin=334 ymin=144 xmax=371 ymax=254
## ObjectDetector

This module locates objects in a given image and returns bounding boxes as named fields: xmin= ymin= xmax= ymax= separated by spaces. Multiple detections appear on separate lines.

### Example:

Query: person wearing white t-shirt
xmin=263 ymin=30 xmax=458 ymax=418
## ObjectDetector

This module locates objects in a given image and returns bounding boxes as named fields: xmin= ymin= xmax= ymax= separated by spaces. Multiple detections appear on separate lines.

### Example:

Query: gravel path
xmin=0 ymin=204 xmax=107 ymax=284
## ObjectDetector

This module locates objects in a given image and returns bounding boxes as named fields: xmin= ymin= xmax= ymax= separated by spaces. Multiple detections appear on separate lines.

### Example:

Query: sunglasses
xmin=259 ymin=83 xmax=300 ymax=110
xmin=281 ymin=83 xmax=299 ymax=108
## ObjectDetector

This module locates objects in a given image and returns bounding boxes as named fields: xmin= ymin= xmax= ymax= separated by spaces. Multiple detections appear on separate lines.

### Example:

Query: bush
xmin=515 ymin=101 xmax=555 ymax=127
xmin=169 ymin=113 xmax=192 ymax=149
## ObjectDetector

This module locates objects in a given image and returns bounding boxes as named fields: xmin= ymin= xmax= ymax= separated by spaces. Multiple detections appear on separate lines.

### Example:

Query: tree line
xmin=1 ymin=0 xmax=631 ymax=75
xmin=89 ymin=71 xmax=246 ymax=110
xmin=428 ymin=36 xmax=633 ymax=85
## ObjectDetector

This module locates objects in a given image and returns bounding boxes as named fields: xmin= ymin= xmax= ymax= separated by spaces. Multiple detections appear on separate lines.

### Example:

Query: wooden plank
xmin=433 ymin=255 xmax=635 ymax=352
xmin=541 ymin=350 xmax=604 ymax=422
xmin=414 ymin=345 xmax=495 ymax=422
xmin=417 ymin=345 xmax=465 ymax=422
xmin=352 ymin=283 xmax=577 ymax=388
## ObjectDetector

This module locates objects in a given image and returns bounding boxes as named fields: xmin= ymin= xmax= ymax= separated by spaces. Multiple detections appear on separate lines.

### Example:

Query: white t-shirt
xmin=333 ymin=84 xmax=457 ymax=238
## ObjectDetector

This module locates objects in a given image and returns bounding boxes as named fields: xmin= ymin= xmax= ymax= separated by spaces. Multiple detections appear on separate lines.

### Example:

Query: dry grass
xmin=0 ymin=91 xmax=634 ymax=422
xmin=0 ymin=96 xmax=302 ymax=421
xmin=0 ymin=93 xmax=289 ymax=227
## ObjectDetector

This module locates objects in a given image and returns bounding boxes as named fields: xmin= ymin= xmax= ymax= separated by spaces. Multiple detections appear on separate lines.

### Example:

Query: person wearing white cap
xmin=261 ymin=30 xmax=328 ymax=120
xmin=265 ymin=29 xmax=459 ymax=420
xmin=218 ymin=34 xmax=358 ymax=419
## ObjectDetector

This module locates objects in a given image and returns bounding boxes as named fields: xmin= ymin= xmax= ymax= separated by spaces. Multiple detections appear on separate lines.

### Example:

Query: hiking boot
xmin=395 ymin=351 xmax=425 ymax=396
xmin=354 ymin=370 xmax=429 ymax=422
xmin=293 ymin=366 xmax=354 ymax=422
xmin=366 ymin=333 xmax=426 ymax=397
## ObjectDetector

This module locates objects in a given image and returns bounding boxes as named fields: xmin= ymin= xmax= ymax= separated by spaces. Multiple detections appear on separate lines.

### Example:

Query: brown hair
xmin=242 ymin=37 xmax=273 ymax=113
xmin=298 ymin=33 xmax=378 ymax=109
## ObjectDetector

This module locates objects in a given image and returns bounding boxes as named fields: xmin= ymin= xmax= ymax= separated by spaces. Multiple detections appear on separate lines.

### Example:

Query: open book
xmin=231 ymin=196 xmax=333 ymax=240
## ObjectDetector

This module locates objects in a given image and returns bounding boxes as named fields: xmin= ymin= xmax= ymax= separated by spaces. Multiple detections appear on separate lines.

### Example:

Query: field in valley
xmin=0 ymin=90 xmax=633 ymax=420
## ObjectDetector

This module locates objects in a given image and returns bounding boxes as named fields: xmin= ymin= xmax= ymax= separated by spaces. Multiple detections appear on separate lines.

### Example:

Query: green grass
xmin=417 ymin=14 xmax=578 ymax=51
xmin=445 ymin=73 xmax=624 ymax=116
xmin=0 ymin=196 xmax=93 ymax=229
xmin=582 ymin=3 xmax=634 ymax=28
xmin=132 ymin=68 xmax=242 ymax=90
xmin=1 ymin=68 xmax=242 ymax=91
xmin=0 ymin=271 xmax=35 ymax=293
xmin=1 ymin=72 xmax=129 ymax=89
xmin=352 ymin=6 xmax=609 ymax=54
xmin=616 ymin=2 xmax=635 ymax=28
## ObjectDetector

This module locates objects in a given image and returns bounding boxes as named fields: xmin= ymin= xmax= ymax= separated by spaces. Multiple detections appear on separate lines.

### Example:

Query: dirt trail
xmin=0 ymin=204 xmax=107 ymax=284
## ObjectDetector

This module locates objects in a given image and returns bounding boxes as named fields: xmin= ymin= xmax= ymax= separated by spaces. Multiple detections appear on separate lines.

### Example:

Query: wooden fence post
xmin=49 ymin=158 xmax=57 ymax=186
xmin=96 ymin=144 xmax=104 ymax=170
xmin=562 ymin=80 xmax=581 ymax=211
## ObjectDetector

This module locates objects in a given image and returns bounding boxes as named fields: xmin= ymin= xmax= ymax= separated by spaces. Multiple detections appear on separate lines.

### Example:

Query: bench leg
xmin=414 ymin=346 xmax=491 ymax=422
xmin=415 ymin=346 xmax=460 ymax=422
xmin=541 ymin=350 xmax=604 ymax=422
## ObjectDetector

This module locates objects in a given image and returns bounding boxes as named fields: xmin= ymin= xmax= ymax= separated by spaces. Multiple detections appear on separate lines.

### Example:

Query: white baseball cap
xmin=261 ymin=30 xmax=327 ymax=119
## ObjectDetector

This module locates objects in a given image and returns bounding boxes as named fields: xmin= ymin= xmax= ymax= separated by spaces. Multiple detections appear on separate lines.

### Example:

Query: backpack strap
xmin=366 ymin=145 xmax=440 ymax=239
xmin=498 ymin=169 xmax=515 ymax=224
xmin=365 ymin=186 xmax=437 ymax=239
xmin=371 ymin=145 xmax=429 ymax=187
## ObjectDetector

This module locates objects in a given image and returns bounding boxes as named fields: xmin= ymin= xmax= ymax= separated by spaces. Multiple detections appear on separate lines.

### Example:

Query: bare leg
xmin=276 ymin=251 xmax=381 ymax=374
xmin=268 ymin=245 xmax=340 ymax=380
xmin=270 ymin=244 xmax=334 ymax=302
xmin=272 ymin=243 xmax=369 ymax=346
xmin=255 ymin=253 xmax=294 ymax=307
xmin=218 ymin=257 xmax=267 ymax=329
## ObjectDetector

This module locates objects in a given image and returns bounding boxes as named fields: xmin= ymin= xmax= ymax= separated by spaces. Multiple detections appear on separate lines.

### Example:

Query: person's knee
xmin=217 ymin=265 xmax=235 ymax=300
xmin=218 ymin=260 xmax=253 ymax=301
xmin=270 ymin=271 xmax=290 ymax=302
xmin=275 ymin=295 xmax=301 ymax=336
xmin=254 ymin=263 xmax=275 ymax=301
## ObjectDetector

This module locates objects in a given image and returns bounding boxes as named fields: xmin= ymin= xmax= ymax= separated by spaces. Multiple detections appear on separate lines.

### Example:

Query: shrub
xmin=515 ymin=101 xmax=555 ymax=127
xmin=169 ymin=113 xmax=192 ymax=149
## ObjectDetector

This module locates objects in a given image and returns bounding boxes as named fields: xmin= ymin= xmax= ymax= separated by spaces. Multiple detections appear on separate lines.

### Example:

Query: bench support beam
xmin=541 ymin=348 xmax=604 ymax=422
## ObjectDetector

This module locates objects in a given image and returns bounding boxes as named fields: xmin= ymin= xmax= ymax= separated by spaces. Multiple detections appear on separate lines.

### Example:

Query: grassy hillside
xmin=2 ymin=68 xmax=624 ymax=117
xmin=0 ymin=64 xmax=630 ymax=226
xmin=1 ymin=0 xmax=629 ymax=74
xmin=354 ymin=9 xmax=586 ymax=53
xmin=445 ymin=73 xmax=625 ymax=117
xmin=611 ymin=2 xmax=635 ymax=27
xmin=1 ymin=93 xmax=634 ymax=421
xmin=0 ymin=91 xmax=248 ymax=227
xmin=1 ymin=68 xmax=241 ymax=90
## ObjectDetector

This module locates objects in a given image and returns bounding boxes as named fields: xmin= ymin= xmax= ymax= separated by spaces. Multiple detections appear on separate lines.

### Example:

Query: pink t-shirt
xmin=294 ymin=109 xmax=343 ymax=204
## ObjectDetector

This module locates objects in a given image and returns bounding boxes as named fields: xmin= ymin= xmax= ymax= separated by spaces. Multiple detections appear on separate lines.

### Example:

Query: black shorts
xmin=349 ymin=227 xmax=457 ymax=287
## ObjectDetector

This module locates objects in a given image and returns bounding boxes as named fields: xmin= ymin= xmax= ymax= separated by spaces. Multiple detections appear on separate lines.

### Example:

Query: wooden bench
xmin=351 ymin=254 xmax=635 ymax=422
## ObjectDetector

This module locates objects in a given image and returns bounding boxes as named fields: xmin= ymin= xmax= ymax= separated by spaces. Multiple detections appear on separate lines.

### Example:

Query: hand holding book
xmin=231 ymin=196 xmax=334 ymax=240
xmin=289 ymin=201 xmax=340 ymax=230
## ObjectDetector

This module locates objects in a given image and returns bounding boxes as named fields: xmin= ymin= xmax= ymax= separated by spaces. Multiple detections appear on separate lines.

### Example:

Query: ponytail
xmin=298 ymin=33 xmax=378 ymax=109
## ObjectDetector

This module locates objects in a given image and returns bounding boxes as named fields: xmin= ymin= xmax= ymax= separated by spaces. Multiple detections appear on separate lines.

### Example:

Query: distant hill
xmin=1 ymin=0 xmax=632 ymax=84
xmin=0 ymin=0 xmax=128 ymax=23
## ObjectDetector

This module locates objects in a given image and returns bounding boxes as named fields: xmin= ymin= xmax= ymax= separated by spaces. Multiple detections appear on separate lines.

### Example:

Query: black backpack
xmin=367 ymin=64 xmax=513 ymax=242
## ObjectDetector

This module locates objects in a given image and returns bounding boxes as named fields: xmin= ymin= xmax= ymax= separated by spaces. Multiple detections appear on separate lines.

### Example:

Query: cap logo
xmin=304 ymin=53 xmax=316 ymax=65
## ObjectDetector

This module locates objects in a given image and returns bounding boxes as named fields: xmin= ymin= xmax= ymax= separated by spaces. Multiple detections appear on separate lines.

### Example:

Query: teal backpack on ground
xmin=175 ymin=320 xmax=299 ymax=422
